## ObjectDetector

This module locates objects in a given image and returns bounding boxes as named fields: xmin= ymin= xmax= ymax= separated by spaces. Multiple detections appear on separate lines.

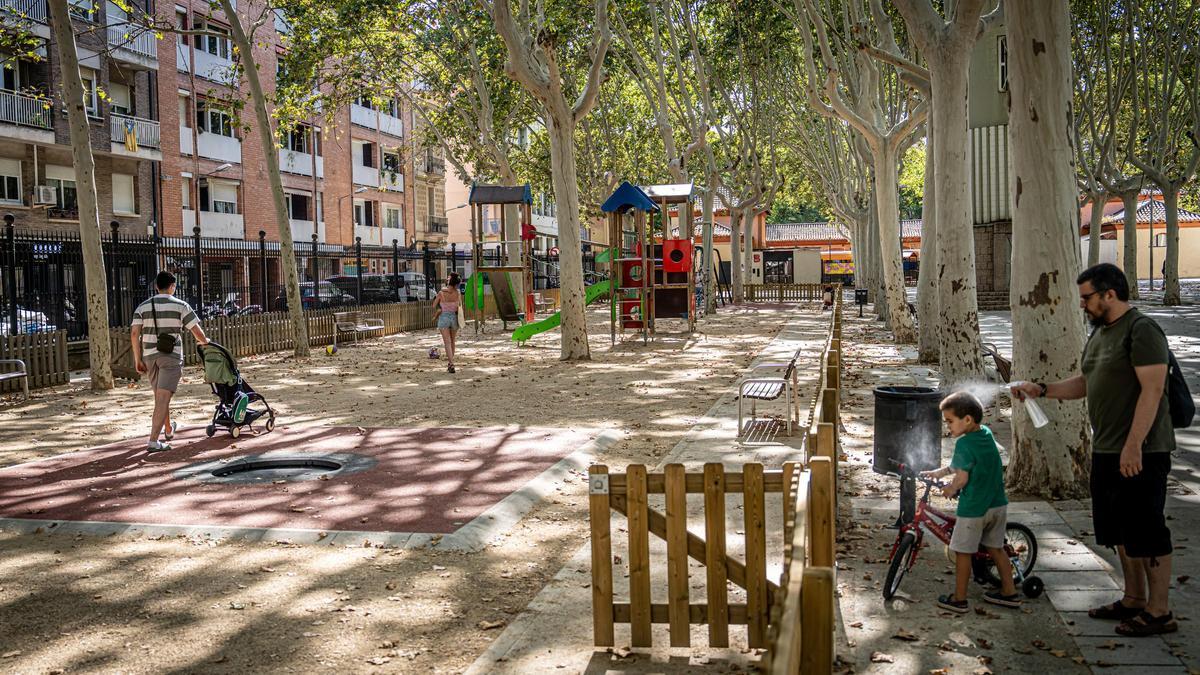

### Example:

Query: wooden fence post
xmin=588 ymin=465 xmax=614 ymax=646
xmin=627 ymin=464 xmax=652 ymax=647
xmin=703 ymin=463 xmax=729 ymax=647
xmin=808 ymin=456 xmax=834 ymax=568
xmin=664 ymin=463 xmax=690 ymax=648
xmin=799 ymin=567 xmax=835 ymax=673
xmin=744 ymin=463 xmax=768 ymax=649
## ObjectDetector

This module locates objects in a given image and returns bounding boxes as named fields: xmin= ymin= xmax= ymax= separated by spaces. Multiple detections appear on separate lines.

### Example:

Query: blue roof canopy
xmin=601 ymin=181 xmax=659 ymax=214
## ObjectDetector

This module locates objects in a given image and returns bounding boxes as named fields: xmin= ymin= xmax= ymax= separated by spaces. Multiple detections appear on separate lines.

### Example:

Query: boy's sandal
xmin=1088 ymin=600 xmax=1143 ymax=620
xmin=1115 ymin=611 xmax=1178 ymax=637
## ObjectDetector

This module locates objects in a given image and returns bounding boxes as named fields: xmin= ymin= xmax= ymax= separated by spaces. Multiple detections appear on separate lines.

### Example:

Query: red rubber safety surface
xmin=0 ymin=426 xmax=592 ymax=534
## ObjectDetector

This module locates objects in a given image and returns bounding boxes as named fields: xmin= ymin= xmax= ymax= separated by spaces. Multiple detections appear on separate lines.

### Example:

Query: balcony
xmin=350 ymin=103 xmax=404 ymax=138
xmin=181 ymin=48 xmax=236 ymax=84
xmin=427 ymin=215 xmax=448 ymax=234
xmin=1 ymin=0 xmax=49 ymax=38
xmin=379 ymin=169 xmax=403 ymax=192
xmin=184 ymin=209 xmax=245 ymax=239
xmin=352 ymin=163 xmax=378 ymax=187
xmin=423 ymin=156 xmax=446 ymax=176
xmin=110 ymin=114 xmax=160 ymax=158
xmin=289 ymin=219 xmax=325 ymax=243
xmin=107 ymin=24 xmax=157 ymax=68
xmin=278 ymin=148 xmax=324 ymax=177
xmin=179 ymin=128 xmax=242 ymax=164
xmin=355 ymin=224 xmax=405 ymax=247
xmin=0 ymin=89 xmax=52 ymax=134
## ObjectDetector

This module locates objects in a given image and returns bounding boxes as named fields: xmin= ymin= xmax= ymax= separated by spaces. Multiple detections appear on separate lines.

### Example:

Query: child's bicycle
xmin=882 ymin=461 xmax=1044 ymax=601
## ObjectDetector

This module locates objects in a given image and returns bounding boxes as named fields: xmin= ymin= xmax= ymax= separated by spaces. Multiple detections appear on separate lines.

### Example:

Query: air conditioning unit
xmin=34 ymin=185 xmax=57 ymax=205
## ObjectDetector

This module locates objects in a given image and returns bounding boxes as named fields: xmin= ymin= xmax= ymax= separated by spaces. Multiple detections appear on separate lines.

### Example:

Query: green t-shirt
xmin=1081 ymin=308 xmax=1175 ymax=454
xmin=950 ymin=426 xmax=1008 ymax=518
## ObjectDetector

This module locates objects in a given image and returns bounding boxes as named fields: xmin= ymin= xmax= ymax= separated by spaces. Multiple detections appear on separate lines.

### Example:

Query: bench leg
xmin=21 ymin=376 xmax=28 ymax=401
xmin=785 ymin=387 xmax=792 ymax=436
xmin=737 ymin=393 xmax=744 ymax=437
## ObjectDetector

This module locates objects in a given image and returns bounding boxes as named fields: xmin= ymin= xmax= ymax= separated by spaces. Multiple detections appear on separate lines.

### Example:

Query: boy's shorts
xmin=950 ymin=505 xmax=1007 ymax=554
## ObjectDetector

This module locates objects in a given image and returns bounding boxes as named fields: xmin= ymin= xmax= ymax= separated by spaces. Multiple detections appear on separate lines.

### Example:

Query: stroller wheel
xmin=265 ymin=417 xmax=275 ymax=432
xmin=205 ymin=424 xmax=216 ymax=438
xmin=230 ymin=426 xmax=241 ymax=439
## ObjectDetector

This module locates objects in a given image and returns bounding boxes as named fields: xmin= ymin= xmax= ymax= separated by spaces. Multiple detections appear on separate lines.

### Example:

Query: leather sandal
xmin=1088 ymin=600 xmax=1143 ymax=620
xmin=1115 ymin=611 xmax=1178 ymax=637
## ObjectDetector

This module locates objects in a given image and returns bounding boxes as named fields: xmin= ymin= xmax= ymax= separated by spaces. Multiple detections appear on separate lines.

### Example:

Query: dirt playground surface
xmin=0 ymin=304 xmax=795 ymax=673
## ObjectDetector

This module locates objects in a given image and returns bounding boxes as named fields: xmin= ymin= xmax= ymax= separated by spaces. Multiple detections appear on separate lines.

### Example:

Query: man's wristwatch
xmin=1036 ymin=382 xmax=1048 ymax=398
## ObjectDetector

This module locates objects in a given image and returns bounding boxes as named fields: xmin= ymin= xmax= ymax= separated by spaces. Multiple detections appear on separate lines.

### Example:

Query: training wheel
xmin=205 ymin=424 xmax=216 ymax=438
xmin=1022 ymin=575 xmax=1044 ymax=598
xmin=230 ymin=426 xmax=241 ymax=439
xmin=265 ymin=417 xmax=275 ymax=432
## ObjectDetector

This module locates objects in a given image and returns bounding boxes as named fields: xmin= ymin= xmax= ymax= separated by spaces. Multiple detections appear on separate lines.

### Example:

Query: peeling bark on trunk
xmin=546 ymin=113 xmax=591 ymax=358
xmin=1162 ymin=189 xmax=1181 ymax=305
xmin=49 ymin=0 xmax=113 ymax=390
xmin=1006 ymin=0 xmax=1090 ymax=499
xmin=730 ymin=207 xmax=743 ymax=303
xmin=1087 ymin=192 xmax=1104 ymax=267
xmin=221 ymin=0 xmax=309 ymax=357
xmin=702 ymin=176 xmax=716 ymax=314
xmin=874 ymin=146 xmax=916 ymax=342
xmin=742 ymin=207 xmax=755 ymax=291
xmin=917 ymin=129 xmax=939 ymax=363
xmin=1121 ymin=190 xmax=1140 ymax=299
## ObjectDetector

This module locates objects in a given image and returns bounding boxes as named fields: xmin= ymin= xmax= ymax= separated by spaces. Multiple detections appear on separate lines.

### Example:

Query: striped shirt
xmin=131 ymin=294 xmax=199 ymax=358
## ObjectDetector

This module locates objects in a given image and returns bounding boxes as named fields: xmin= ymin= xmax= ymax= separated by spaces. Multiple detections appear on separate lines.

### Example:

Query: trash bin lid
xmin=873 ymin=386 xmax=943 ymax=399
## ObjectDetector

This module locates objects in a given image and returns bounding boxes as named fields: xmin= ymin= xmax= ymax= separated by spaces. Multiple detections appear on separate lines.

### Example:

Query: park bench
xmin=333 ymin=311 xmax=385 ymax=348
xmin=532 ymin=292 xmax=555 ymax=313
xmin=981 ymin=342 xmax=1012 ymax=383
xmin=0 ymin=359 xmax=28 ymax=400
xmin=737 ymin=347 xmax=802 ymax=436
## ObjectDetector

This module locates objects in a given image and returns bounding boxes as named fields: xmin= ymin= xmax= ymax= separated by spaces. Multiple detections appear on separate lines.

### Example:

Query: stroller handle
xmin=196 ymin=340 xmax=234 ymax=361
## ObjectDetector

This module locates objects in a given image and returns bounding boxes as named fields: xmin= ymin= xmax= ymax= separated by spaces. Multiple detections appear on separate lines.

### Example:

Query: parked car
xmin=0 ymin=307 xmax=56 ymax=336
xmin=271 ymin=282 xmax=355 ymax=312
xmin=325 ymin=274 xmax=403 ymax=304
xmin=397 ymin=272 xmax=437 ymax=302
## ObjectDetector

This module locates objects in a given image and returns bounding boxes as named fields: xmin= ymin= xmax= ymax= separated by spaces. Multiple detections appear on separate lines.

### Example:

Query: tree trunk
xmin=1121 ymin=190 xmax=1140 ymax=300
xmin=702 ymin=175 xmax=716 ymax=314
xmin=930 ymin=54 xmax=984 ymax=385
xmin=1005 ymin=0 xmax=1090 ymax=498
xmin=729 ymin=207 xmax=743 ymax=303
xmin=742 ymin=206 xmax=755 ymax=291
xmin=1087 ymin=191 xmax=1104 ymax=266
xmin=873 ymin=146 xmax=917 ymax=342
xmin=49 ymin=0 xmax=113 ymax=390
xmin=917 ymin=129 xmax=939 ymax=363
xmin=869 ymin=191 xmax=888 ymax=321
xmin=546 ymin=110 xmax=590 ymax=359
xmin=1162 ymin=189 xmax=1180 ymax=305
xmin=220 ymin=0 xmax=310 ymax=357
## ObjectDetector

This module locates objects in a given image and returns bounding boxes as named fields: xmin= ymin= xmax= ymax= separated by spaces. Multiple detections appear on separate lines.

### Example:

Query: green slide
xmin=511 ymin=280 xmax=611 ymax=344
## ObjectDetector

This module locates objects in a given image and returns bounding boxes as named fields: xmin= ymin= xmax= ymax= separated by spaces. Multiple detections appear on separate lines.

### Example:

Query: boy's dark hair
xmin=155 ymin=271 xmax=176 ymax=291
xmin=940 ymin=391 xmax=984 ymax=425
xmin=1076 ymin=262 xmax=1129 ymax=301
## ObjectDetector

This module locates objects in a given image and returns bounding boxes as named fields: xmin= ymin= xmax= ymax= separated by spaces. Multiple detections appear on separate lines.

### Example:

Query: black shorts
xmin=1091 ymin=452 xmax=1173 ymax=559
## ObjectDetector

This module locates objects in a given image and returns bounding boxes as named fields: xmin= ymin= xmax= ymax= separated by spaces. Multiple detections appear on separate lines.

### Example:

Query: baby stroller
xmin=198 ymin=341 xmax=276 ymax=438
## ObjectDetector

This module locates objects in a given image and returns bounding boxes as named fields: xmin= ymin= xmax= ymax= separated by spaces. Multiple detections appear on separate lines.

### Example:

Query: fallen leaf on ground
xmin=365 ymin=656 xmax=390 ymax=665
xmin=1 ymin=651 xmax=21 ymax=658
xmin=477 ymin=620 xmax=505 ymax=630
xmin=228 ymin=602 xmax=245 ymax=610
xmin=1178 ymin=575 xmax=1191 ymax=584
xmin=977 ymin=637 xmax=993 ymax=650
xmin=869 ymin=652 xmax=894 ymax=663
xmin=1032 ymin=639 xmax=1048 ymax=650
xmin=1097 ymin=640 xmax=1123 ymax=650
xmin=892 ymin=628 xmax=919 ymax=642
xmin=1050 ymin=649 xmax=1067 ymax=658
xmin=849 ymin=621 xmax=863 ymax=628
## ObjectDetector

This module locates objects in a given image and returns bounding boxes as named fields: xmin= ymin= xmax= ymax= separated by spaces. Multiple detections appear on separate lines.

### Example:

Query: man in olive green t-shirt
xmin=1012 ymin=263 xmax=1176 ymax=637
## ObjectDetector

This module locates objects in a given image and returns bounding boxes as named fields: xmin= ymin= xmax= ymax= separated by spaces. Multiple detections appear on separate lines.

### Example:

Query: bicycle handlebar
xmin=886 ymin=459 xmax=947 ymax=489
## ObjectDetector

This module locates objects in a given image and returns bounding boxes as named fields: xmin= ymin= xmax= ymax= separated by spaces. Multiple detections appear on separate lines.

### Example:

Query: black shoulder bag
xmin=150 ymin=298 xmax=178 ymax=355
xmin=1127 ymin=315 xmax=1194 ymax=429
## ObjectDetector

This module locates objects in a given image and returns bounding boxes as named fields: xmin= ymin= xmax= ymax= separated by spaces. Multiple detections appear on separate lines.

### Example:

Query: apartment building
xmin=0 ymin=0 xmax=159 ymax=237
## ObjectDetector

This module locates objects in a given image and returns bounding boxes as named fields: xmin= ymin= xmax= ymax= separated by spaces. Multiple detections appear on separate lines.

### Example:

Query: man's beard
xmin=1087 ymin=308 xmax=1107 ymax=327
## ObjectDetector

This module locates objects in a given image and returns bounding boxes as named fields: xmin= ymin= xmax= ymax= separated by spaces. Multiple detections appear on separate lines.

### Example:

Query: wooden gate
xmin=588 ymin=462 xmax=798 ymax=649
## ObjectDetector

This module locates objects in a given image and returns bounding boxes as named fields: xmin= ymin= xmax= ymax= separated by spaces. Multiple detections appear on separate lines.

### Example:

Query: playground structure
xmin=465 ymin=184 xmax=535 ymax=333
xmin=602 ymin=182 xmax=698 ymax=344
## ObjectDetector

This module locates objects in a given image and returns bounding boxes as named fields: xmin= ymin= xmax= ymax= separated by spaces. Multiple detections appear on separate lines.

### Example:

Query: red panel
xmin=621 ymin=262 xmax=646 ymax=288
xmin=662 ymin=239 xmax=692 ymax=273
xmin=621 ymin=300 xmax=644 ymax=329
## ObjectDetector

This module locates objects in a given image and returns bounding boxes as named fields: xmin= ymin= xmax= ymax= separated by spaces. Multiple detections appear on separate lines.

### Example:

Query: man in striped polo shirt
xmin=130 ymin=271 xmax=209 ymax=452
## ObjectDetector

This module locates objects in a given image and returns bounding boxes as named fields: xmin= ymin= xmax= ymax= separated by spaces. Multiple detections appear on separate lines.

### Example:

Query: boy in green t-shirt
xmin=920 ymin=391 xmax=1019 ymax=613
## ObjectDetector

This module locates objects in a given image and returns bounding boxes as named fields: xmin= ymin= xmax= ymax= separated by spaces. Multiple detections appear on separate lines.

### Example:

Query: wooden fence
xmin=109 ymin=301 xmax=477 ymax=379
xmin=0 ymin=330 xmax=69 ymax=393
xmin=765 ymin=286 xmax=843 ymax=672
xmin=588 ymin=463 xmax=798 ymax=650
xmin=745 ymin=283 xmax=828 ymax=303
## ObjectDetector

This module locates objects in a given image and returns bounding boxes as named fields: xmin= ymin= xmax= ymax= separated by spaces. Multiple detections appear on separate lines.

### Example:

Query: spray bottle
xmin=1009 ymin=381 xmax=1049 ymax=428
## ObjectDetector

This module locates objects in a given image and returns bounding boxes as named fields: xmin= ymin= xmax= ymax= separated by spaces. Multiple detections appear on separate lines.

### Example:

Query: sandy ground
xmin=0 ymin=304 xmax=793 ymax=674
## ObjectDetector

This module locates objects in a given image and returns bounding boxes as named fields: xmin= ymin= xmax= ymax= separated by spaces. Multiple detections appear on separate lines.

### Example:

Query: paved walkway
xmin=464 ymin=311 xmax=830 ymax=673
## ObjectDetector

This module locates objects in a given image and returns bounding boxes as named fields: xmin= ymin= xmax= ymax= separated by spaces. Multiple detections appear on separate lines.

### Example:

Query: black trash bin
xmin=872 ymin=386 xmax=944 ymax=475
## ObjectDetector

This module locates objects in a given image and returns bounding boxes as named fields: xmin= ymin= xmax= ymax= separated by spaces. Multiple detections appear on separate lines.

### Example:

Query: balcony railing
xmin=0 ymin=0 xmax=46 ymax=21
xmin=107 ymin=24 xmax=157 ymax=61
xmin=424 ymin=156 xmax=445 ymax=176
xmin=350 ymin=102 xmax=404 ymax=137
xmin=0 ymin=89 xmax=51 ymax=129
xmin=427 ymin=216 xmax=449 ymax=234
xmin=353 ymin=163 xmax=378 ymax=187
xmin=110 ymin=113 xmax=160 ymax=149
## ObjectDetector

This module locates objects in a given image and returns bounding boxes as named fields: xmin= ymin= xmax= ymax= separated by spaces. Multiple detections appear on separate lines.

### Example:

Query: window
xmin=0 ymin=159 xmax=20 ymax=205
xmin=178 ymin=94 xmax=190 ymax=127
xmin=997 ymin=35 xmax=1008 ymax=93
xmin=47 ymin=178 xmax=78 ymax=212
xmin=80 ymin=68 xmax=98 ymax=116
xmin=382 ymin=150 xmax=399 ymax=173
xmin=316 ymin=192 xmax=323 ymax=221
xmin=285 ymin=192 xmax=310 ymax=220
xmin=360 ymin=141 xmax=375 ymax=168
xmin=193 ymin=20 xmax=231 ymax=60
xmin=386 ymin=98 xmax=400 ymax=118
xmin=385 ymin=206 xmax=402 ymax=230
xmin=353 ymin=199 xmax=375 ymax=227
xmin=1154 ymin=233 xmax=1167 ymax=248
xmin=181 ymin=176 xmax=191 ymax=209
xmin=354 ymin=94 xmax=375 ymax=110
xmin=285 ymin=125 xmax=311 ymax=153
xmin=108 ymin=82 xmax=131 ymax=115
xmin=112 ymin=173 xmax=135 ymax=214
xmin=197 ymin=102 xmax=234 ymax=137
xmin=2 ymin=59 xmax=19 ymax=91
xmin=210 ymin=181 xmax=237 ymax=213
xmin=68 ymin=0 xmax=95 ymax=21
